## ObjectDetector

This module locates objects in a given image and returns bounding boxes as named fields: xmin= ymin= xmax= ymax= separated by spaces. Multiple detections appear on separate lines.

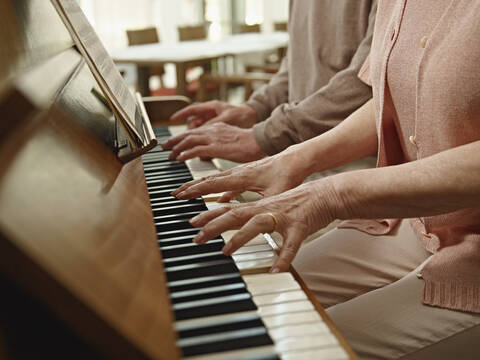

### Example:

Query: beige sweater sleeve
xmin=245 ymin=56 xmax=289 ymax=122
xmin=252 ymin=2 xmax=377 ymax=155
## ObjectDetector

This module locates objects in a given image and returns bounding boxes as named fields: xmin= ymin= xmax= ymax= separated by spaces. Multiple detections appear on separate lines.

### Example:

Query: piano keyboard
xmin=141 ymin=126 xmax=352 ymax=360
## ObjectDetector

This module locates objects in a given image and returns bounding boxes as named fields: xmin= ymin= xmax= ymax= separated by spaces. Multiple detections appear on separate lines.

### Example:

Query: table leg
xmin=175 ymin=62 xmax=188 ymax=97
xmin=137 ymin=66 xmax=150 ymax=96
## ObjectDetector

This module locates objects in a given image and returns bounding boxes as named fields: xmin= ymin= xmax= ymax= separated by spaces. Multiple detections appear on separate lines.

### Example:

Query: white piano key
xmin=232 ymin=250 xmax=276 ymax=263
xmin=243 ymin=272 xmax=296 ymax=286
xmin=269 ymin=322 xmax=331 ymax=342
xmin=232 ymin=244 xmax=273 ymax=255
xmin=253 ymin=290 xmax=307 ymax=306
xmin=245 ymin=276 xmax=300 ymax=296
xmin=183 ymin=345 xmax=277 ymax=360
xmin=275 ymin=334 xmax=339 ymax=353
xmin=281 ymin=346 xmax=349 ymax=360
xmin=168 ymin=124 xmax=187 ymax=137
xmin=235 ymin=256 xmax=277 ymax=272
xmin=262 ymin=311 xmax=323 ymax=329
xmin=174 ymin=310 xmax=259 ymax=332
xmin=223 ymin=231 xmax=269 ymax=246
xmin=258 ymin=300 xmax=314 ymax=317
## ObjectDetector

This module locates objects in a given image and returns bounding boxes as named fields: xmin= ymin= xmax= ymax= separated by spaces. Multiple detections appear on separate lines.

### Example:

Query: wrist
xmin=284 ymin=142 xmax=322 ymax=180
xmin=244 ymin=128 xmax=267 ymax=160
xmin=239 ymin=104 xmax=259 ymax=128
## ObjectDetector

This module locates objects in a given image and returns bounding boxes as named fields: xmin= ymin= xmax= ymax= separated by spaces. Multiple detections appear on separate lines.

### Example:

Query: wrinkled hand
xmin=172 ymin=146 xmax=309 ymax=202
xmin=189 ymin=179 xmax=338 ymax=273
xmin=170 ymin=101 xmax=257 ymax=129
xmin=161 ymin=122 xmax=266 ymax=163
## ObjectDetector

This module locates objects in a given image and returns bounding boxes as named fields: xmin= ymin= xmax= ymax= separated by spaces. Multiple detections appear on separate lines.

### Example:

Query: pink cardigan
xmin=340 ymin=0 xmax=480 ymax=313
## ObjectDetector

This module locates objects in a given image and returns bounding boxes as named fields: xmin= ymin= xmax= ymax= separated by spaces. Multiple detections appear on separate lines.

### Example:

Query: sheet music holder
xmin=51 ymin=0 xmax=156 ymax=163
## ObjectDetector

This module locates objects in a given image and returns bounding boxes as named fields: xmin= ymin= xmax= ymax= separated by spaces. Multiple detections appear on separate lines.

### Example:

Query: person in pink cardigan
xmin=171 ymin=1 xmax=480 ymax=358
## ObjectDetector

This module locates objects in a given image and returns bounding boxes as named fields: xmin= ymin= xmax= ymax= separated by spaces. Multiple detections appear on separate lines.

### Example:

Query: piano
xmin=0 ymin=1 xmax=358 ymax=359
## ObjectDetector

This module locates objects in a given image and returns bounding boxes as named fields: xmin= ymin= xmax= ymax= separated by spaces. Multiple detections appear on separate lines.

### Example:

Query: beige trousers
xmin=292 ymin=220 xmax=480 ymax=360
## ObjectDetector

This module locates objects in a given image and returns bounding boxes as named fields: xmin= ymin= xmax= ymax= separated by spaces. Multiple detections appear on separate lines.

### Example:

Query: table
xmin=112 ymin=32 xmax=289 ymax=97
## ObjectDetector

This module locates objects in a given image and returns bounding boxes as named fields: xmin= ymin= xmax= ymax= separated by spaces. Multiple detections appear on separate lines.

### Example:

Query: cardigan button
xmin=421 ymin=36 xmax=428 ymax=48
xmin=416 ymin=272 xmax=423 ymax=279
xmin=421 ymin=231 xmax=432 ymax=238
xmin=408 ymin=135 xmax=417 ymax=147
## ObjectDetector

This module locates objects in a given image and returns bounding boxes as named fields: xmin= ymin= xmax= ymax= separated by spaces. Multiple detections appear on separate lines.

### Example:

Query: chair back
xmin=236 ymin=23 xmax=261 ymax=34
xmin=178 ymin=25 xmax=207 ymax=42
xmin=126 ymin=27 xmax=159 ymax=46
xmin=274 ymin=22 xmax=288 ymax=32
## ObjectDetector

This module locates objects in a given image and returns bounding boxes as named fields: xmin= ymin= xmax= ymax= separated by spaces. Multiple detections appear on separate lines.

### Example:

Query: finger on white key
xmin=258 ymin=300 xmax=314 ymax=317
xmin=252 ymin=289 xmax=307 ymax=306
xmin=223 ymin=214 xmax=277 ymax=255
xmin=262 ymin=311 xmax=322 ymax=329
xmin=281 ymin=346 xmax=349 ymax=360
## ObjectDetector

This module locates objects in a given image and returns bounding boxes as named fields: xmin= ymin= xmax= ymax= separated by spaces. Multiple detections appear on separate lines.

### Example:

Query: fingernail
xmin=176 ymin=191 xmax=185 ymax=199
xmin=193 ymin=231 xmax=204 ymax=244
xmin=190 ymin=214 xmax=200 ymax=224
xmin=270 ymin=267 xmax=280 ymax=274
xmin=222 ymin=242 xmax=232 ymax=255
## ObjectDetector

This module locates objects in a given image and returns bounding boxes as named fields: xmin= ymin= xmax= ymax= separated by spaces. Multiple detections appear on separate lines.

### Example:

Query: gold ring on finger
xmin=266 ymin=212 xmax=278 ymax=233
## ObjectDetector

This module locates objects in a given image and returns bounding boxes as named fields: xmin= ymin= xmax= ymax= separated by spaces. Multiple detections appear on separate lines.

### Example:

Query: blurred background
xmin=79 ymin=0 xmax=289 ymax=103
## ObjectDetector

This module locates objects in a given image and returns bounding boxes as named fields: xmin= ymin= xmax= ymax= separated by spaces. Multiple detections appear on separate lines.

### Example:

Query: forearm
xmin=246 ymin=56 xmax=289 ymax=122
xmin=287 ymin=99 xmax=377 ymax=178
xmin=330 ymin=140 xmax=480 ymax=220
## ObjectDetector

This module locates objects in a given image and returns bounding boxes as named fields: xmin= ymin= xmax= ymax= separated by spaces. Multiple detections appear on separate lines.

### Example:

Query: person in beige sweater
xmin=171 ymin=1 xmax=480 ymax=358
xmin=162 ymin=0 xmax=377 ymax=163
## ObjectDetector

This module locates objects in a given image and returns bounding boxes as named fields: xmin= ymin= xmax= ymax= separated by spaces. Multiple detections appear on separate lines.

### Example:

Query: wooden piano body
xmin=0 ymin=1 xmax=357 ymax=359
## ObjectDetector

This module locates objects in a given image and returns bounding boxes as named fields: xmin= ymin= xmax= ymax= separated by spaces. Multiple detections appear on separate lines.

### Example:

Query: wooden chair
xmin=235 ymin=23 xmax=261 ymax=34
xmin=177 ymin=24 xmax=207 ymax=42
xmin=197 ymin=72 xmax=273 ymax=102
xmin=177 ymin=24 xmax=220 ymax=100
xmin=274 ymin=21 xmax=288 ymax=32
xmin=126 ymin=27 xmax=168 ymax=89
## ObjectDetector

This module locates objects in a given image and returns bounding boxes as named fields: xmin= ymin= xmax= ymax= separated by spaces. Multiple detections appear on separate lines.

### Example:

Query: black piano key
xmin=158 ymin=234 xmax=202 ymax=247
xmin=155 ymin=219 xmax=197 ymax=232
xmin=177 ymin=314 xmax=264 ymax=339
xmin=145 ymin=169 xmax=192 ymax=181
xmin=155 ymin=211 xmax=202 ymax=223
xmin=144 ymin=162 xmax=186 ymax=172
xmin=153 ymin=203 xmax=206 ymax=217
xmin=151 ymin=197 xmax=203 ymax=205
xmin=180 ymin=327 xmax=273 ymax=357
xmin=146 ymin=176 xmax=193 ymax=187
xmin=148 ymin=182 xmax=187 ymax=191
xmin=165 ymin=260 xmax=238 ymax=282
xmin=157 ymin=228 xmax=201 ymax=240
xmin=168 ymin=273 xmax=243 ymax=293
xmin=160 ymin=240 xmax=224 ymax=257
xmin=170 ymin=282 xmax=247 ymax=304
xmin=162 ymin=251 xmax=229 ymax=268
xmin=173 ymin=293 xmax=256 ymax=320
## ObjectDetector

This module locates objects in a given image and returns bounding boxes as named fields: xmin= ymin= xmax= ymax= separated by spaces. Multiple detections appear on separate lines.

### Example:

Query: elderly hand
xmin=172 ymin=145 xmax=309 ymax=202
xmin=189 ymin=179 xmax=338 ymax=273
xmin=170 ymin=101 xmax=258 ymax=129
xmin=161 ymin=122 xmax=266 ymax=163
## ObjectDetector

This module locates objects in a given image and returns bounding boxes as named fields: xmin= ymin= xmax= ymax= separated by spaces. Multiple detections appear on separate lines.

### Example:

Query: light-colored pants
xmin=293 ymin=220 xmax=480 ymax=360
